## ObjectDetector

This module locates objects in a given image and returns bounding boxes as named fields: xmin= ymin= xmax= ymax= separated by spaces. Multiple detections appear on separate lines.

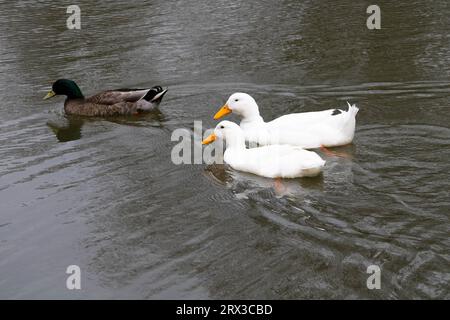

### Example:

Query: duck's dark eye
xmin=234 ymin=99 xmax=238 ymax=102
xmin=220 ymin=125 xmax=224 ymax=129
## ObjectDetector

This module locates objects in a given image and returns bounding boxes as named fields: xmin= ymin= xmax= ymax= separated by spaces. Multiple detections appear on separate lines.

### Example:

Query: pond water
xmin=0 ymin=0 xmax=449 ymax=298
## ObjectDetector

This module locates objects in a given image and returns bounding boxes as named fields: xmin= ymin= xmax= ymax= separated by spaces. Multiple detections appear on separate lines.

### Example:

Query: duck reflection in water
xmin=204 ymin=164 xmax=324 ymax=198
xmin=47 ymin=110 xmax=166 ymax=142
xmin=47 ymin=115 xmax=84 ymax=142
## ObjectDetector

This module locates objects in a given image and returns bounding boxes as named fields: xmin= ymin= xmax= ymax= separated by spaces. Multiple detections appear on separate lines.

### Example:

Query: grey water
xmin=0 ymin=0 xmax=449 ymax=299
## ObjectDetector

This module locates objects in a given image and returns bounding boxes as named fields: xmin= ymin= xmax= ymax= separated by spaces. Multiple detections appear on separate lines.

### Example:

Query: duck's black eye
xmin=220 ymin=125 xmax=224 ymax=129
xmin=234 ymin=99 xmax=238 ymax=102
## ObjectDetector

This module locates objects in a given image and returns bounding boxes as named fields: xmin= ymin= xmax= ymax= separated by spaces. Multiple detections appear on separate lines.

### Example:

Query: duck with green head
xmin=44 ymin=79 xmax=168 ymax=116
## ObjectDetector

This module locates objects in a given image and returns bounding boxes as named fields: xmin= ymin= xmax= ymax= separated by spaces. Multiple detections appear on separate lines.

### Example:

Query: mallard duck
xmin=202 ymin=121 xmax=325 ymax=178
xmin=43 ymin=79 xmax=167 ymax=116
xmin=213 ymin=93 xmax=359 ymax=149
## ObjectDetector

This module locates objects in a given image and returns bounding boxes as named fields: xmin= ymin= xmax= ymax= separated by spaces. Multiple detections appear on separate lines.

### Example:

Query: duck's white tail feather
xmin=346 ymin=102 xmax=359 ymax=117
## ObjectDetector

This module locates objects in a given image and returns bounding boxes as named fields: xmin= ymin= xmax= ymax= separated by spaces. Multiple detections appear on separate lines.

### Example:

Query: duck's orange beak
xmin=202 ymin=133 xmax=216 ymax=145
xmin=213 ymin=104 xmax=232 ymax=120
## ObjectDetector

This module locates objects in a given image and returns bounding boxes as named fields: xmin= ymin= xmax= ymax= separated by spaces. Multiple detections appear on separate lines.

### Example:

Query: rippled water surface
xmin=0 ymin=1 xmax=449 ymax=299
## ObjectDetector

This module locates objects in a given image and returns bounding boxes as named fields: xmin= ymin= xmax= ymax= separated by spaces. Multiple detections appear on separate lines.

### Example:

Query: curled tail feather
xmin=346 ymin=101 xmax=359 ymax=117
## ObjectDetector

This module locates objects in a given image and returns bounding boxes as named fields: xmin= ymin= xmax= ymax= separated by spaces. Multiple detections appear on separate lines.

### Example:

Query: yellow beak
xmin=213 ymin=104 xmax=232 ymax=120
xmin=43 ymin=90 xmax=56 ymax=100
xmin=202 ymin=133 xmax=217 ymax=145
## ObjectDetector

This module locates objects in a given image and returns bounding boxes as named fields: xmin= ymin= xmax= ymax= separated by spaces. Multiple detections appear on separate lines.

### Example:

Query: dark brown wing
xmin=86 ymin=89 xmax=150 ymax=105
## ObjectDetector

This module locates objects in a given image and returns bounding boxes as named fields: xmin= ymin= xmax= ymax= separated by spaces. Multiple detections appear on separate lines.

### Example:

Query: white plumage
xmin=202 ymin=121 xmax=325 ymax=178
xmin=214 ymin=93 xmax=359 ymax=149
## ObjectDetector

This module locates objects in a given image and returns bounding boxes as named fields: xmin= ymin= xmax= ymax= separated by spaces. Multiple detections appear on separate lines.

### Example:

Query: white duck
xmin=202 ymin=121 xmax=325 ymax=178
xmin=213 ymin=93 xmax=359 ymax=149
